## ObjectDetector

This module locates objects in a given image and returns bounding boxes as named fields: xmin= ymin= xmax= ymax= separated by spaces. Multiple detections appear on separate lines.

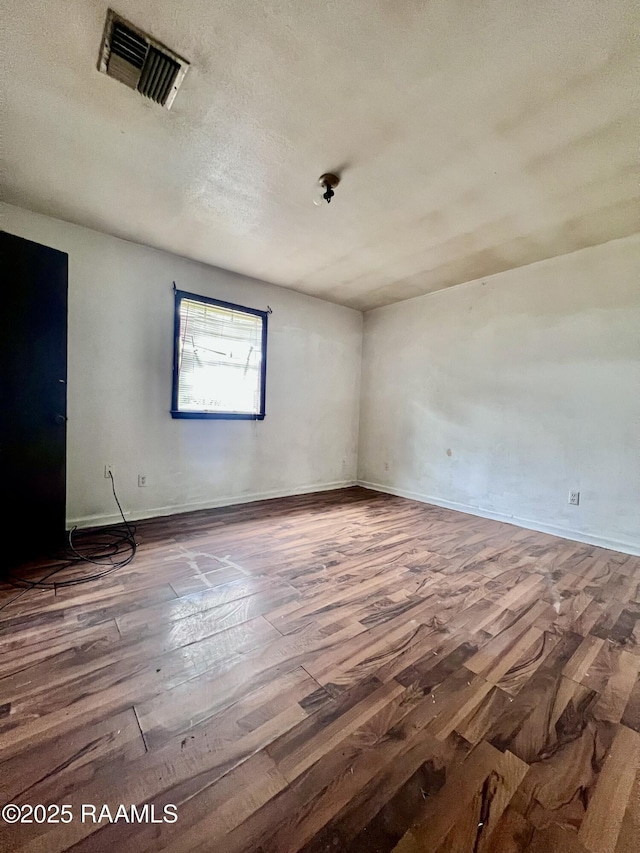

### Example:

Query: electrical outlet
xmin=569 ymin=491 xmax=580 ymax=506
xmin=104 ymin=464 xmax=113 ymax=479
xmin=138 ymin=474 xmax=147 ymax=488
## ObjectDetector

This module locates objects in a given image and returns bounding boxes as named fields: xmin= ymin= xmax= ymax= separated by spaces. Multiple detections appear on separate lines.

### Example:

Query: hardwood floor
xmin=1 ymin=487 xmax=639 ymax=852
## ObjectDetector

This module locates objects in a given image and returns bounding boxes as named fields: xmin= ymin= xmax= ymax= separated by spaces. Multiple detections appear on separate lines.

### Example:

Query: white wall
xmin=359 ymin=235 xmax=640 ymax=555
xmin=1 ymin=203 xmax=362 ymax=527
xmin=3 ymin=203 xmax=638 ymax=554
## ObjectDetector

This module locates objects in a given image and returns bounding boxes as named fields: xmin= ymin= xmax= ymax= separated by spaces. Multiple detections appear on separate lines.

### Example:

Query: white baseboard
xmin=358 ymin=480 xmax=640 ymax=557
xmin=68 ymin=480 xmax=356 ymax=530
xmin=69 ymin=477 xmax=640 ymax=558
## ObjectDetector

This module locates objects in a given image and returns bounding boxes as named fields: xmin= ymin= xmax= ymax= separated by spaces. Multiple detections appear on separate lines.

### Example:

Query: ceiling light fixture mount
xmin=314 ymin=173 xmax=340 ymax=206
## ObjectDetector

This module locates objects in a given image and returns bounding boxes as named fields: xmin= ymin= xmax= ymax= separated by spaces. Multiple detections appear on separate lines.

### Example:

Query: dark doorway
xmin=1 ymin=231 xmax=68 ymax=567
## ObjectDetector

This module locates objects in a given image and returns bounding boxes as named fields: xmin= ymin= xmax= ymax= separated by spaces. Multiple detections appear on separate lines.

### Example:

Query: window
xmin=171 ymin=289 xmax=268 ymax=419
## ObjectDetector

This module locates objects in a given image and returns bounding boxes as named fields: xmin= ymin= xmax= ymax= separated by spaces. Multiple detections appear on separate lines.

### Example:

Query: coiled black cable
xmin=0 ymin=472 xmax=136 ymax=604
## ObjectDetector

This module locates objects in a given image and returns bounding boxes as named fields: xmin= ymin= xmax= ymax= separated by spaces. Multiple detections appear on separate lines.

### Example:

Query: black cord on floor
xmin=0 ymin=472 xmax=137 ymax=603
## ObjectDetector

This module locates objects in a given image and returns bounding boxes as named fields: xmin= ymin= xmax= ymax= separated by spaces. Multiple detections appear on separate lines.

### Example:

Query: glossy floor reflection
xmin=1 ymin=487 xmax=639 ymax=852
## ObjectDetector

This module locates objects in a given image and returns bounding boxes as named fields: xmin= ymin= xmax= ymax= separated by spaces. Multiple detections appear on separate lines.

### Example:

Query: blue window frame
xmin=171 ymin=289 xmax=268 ymax=420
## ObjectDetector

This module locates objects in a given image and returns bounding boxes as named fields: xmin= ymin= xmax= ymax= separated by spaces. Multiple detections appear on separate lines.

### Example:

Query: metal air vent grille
xmin=98 ymin=10 xmax=188 ymax=109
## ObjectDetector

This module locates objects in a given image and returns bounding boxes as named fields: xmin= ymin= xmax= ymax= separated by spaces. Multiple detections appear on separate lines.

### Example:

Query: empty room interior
xmin=1 ymin=1 xmax=640 ymax=851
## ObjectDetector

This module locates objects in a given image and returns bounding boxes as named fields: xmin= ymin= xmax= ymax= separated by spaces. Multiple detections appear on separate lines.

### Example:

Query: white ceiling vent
xmin=98 ymin=10 xmax=189 ymax=109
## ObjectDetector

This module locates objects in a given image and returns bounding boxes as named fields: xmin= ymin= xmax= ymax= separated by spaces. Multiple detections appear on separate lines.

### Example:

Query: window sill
xmin=170 ymin=411 xmax=265 ymax=420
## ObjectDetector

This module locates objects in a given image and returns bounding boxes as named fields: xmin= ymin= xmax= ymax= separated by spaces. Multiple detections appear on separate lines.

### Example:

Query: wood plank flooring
xmin=1 ymin=487 xmax=639 ymax=852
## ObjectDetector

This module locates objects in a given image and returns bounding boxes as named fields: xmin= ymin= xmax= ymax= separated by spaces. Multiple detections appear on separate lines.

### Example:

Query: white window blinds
xmin=175 ymin=296 xmax=265 ymax=416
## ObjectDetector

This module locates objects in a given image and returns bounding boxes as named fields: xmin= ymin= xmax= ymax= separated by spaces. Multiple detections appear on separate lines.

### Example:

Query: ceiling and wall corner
xmin=1 ymin=0 xmax=639 ymax=310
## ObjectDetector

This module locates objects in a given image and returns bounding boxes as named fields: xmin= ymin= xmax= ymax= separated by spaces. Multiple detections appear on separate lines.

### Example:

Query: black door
xmin=1 ymin=231 xmax=68 ymax=567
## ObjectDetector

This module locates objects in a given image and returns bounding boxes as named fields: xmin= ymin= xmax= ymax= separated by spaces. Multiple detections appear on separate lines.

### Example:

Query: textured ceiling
xmin=2 ymin=0 xmax=639 ymax=310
